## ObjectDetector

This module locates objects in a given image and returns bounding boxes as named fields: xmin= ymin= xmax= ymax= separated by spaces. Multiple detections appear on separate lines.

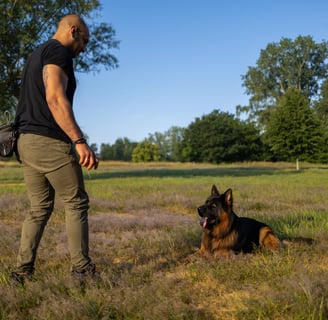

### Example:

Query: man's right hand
xmin=75 ymin=143 xmax=99 ymax=170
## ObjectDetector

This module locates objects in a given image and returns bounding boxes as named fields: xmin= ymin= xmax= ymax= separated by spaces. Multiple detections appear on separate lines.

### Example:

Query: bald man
xmin=12 ymin=14 xmax=99 ymax=285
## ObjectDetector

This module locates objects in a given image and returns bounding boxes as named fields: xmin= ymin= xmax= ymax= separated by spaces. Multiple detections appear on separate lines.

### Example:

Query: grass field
xmin=0 ymin=161 xmax=327 ymax=319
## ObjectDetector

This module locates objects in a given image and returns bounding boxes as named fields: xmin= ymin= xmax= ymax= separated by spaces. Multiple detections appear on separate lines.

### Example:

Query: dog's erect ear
xmin=211 ymin=185 xmax=220 ymax=196
xmin=224 ymin=189 xmax=233 ymax=206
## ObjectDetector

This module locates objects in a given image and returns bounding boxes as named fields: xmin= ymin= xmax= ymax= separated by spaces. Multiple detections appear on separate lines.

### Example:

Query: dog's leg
xmin=200 ymin=231 xmax=212 ymax=254
xmin=259 ymin=226 xmax=281 ymax=250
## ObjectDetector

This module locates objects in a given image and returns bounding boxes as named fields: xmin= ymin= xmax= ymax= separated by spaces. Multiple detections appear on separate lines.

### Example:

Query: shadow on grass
xmin=87 ymin=166 xmax=301 ymax=180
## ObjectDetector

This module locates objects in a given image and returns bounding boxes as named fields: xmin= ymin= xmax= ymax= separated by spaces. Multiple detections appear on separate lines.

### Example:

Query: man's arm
xmin=43 ymin=64 xmax=98 ymax=170
xmin=43 ymin=64 xmax=83 ymax=142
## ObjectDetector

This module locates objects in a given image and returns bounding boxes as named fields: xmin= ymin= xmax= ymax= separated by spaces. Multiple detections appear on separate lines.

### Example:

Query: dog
xmin=197 ymin=185 xmax=281 ymax=256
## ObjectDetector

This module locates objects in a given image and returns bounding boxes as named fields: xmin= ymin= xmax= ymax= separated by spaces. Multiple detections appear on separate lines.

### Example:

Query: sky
xmin=74 ymin=0 xmax=328 ymax=147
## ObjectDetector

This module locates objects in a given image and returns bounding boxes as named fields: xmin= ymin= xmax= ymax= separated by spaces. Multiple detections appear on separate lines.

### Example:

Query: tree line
xmin=98 ymin=102 xmax=328 ymax=164
xmin=1 ymin=2 xmax=328 ymax=163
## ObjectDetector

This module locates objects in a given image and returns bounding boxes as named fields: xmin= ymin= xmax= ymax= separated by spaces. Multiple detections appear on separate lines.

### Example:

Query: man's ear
xmin=71 ymin=26 xmax=79 ymax=39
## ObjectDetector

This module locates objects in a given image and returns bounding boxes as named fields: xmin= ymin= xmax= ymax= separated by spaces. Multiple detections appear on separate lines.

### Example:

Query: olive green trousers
xmin=16 ymin=133 xmax=91 ymax=273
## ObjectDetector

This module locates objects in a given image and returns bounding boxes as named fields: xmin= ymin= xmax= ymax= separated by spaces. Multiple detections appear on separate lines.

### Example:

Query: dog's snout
xmin=198 ymin=205 xmax=206 ymax=216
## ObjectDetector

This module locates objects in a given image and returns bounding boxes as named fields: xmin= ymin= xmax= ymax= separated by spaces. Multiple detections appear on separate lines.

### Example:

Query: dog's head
xmin=198 ymin=185 xmax=233 ymax=229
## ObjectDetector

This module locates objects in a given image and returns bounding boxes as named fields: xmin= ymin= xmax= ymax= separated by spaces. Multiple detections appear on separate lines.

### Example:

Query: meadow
xmin=0 ymin=160 xmax=327 ymax=320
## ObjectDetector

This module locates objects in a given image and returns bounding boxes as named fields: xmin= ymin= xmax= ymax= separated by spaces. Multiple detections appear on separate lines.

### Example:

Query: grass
xmin=0 ymin=160 xmax=327 ymax=319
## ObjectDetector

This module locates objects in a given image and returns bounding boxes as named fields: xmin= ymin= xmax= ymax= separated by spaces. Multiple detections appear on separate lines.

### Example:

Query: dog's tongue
xmin=200 ymin=217 xmax=208 ymax=228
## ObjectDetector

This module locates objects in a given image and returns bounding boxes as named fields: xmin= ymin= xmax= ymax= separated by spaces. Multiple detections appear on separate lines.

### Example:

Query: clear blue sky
xmin=74 ymin=0 xmax=328 ymax=147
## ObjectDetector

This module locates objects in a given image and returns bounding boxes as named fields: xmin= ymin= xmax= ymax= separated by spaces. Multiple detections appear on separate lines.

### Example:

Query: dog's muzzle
xmin=198 ymin=205 xmax=209 ymax=228
xmin=198 ymin=205 xmax=206 ymax=217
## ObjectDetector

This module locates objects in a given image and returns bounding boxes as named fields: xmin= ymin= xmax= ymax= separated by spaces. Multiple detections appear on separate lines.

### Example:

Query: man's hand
xmin=75 ymin=143 xmax=99 ymax=170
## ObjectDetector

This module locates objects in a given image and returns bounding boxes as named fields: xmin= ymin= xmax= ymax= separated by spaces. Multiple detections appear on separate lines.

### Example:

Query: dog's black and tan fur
xmin=198 ymin=185 xmax=281 ymax=256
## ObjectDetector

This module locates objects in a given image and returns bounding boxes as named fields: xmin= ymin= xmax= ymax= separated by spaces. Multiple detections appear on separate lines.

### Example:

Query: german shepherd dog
xmin=198 ymin=185 xmax=281 ymax=256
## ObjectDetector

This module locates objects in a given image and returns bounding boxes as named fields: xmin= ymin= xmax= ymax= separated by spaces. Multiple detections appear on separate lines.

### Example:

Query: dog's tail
xmin=282 ymin=237 xmax=315 ymax=246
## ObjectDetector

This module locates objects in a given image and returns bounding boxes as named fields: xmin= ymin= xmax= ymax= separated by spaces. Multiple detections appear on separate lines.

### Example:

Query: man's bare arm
xmin=43 ymin=64 xmax=83 ymax=142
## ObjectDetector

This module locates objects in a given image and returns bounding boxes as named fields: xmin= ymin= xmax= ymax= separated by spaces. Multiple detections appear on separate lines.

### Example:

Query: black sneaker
xmin=10 ymin=271 xmax=34 ymax=286
xmin=71 ymin=263 xmax=100 ymax=280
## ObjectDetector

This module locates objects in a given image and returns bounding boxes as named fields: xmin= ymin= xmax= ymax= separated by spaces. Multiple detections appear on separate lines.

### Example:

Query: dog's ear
xmin=224 ymin=189 xmax=233 ymax=206
xmin=211 ymin=185 xmax=220 ymax=196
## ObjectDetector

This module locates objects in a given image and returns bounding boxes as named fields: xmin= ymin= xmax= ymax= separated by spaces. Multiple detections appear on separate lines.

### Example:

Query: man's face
xmin=72 ymin=26 xmax=89 ymax=58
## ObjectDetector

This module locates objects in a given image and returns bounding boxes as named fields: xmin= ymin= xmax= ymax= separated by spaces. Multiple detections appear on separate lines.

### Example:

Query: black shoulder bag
xmin=0 ymin=110 xmax=18 ymax=158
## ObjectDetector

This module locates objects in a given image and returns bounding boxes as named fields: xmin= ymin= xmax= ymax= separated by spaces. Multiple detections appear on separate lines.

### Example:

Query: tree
xmin=165 ymin=126 xmax=185 ymax=161
xmin=0 ymin=0 xmax=119 ymax=111
xmin=240 ymin=36 xmax=328 ymax=127
xmin=180 ymin=110 xmax=263 ymax=163
xmin=265 ymin=88 xmax=325 ymax=163
xmin=100 ymin=138 xmax=137 ymax=161
xmin=99 ymin=143 xmax=113 ymax=160
xmin=146 ymin=126 xmax=185 ymax=161
xmin=132 ymin=142 xmax=160 ymax=162
xmin=111 ymin=137 xmax=137 ymax=161
xmin=314 ymin=78 xmax=328 ymax=128
xmin=146 ymin=132 xmax=169 ymax=161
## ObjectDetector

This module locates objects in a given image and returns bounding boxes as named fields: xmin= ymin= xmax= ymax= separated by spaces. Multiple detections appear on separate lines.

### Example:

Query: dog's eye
xmin=211 ymin=203 xmax=216 ymax=208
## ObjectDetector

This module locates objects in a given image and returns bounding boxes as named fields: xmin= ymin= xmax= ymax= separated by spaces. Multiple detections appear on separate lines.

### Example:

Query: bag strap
xmin=3 ymin=110 xmax=11 ymax=122
xmin=0 ymin=108 xmax=16 ymax=128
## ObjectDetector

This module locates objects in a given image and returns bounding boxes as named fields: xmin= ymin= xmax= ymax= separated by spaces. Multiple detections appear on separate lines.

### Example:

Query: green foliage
xmin=132 ymin=141 xmax=160 ymax=162
xmin=145 ymin=132 xmax=169 ymax=161
xmin=241 ymin=35 xmax=328 ymax=126
xmin=180 ymin=109 xmax=264 ymax=163
xmin=266 ymin=88 xmax=326 ymax=162
xmin=146 ymin=126 xmax=185 ymax=161
xmin=0 ymin=0 xmax=119 ymax=111
xmin=100 ymin=138 xmax=137 ymax=161
xmin=314 ymin=78 xmax=328 ymax=128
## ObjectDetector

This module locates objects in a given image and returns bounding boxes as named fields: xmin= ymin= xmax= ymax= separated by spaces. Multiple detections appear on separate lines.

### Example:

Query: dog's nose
xmin=198 ymin=205 xmax=205 ymax=216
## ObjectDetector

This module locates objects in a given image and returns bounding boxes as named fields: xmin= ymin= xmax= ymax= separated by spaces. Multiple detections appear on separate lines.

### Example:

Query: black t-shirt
xmin=15 ymin=39 xmax=76 ymax=142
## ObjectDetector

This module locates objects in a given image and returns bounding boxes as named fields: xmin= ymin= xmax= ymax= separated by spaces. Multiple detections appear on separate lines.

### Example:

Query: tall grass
xmin=0 ymin=161 xmax=327 ymax=319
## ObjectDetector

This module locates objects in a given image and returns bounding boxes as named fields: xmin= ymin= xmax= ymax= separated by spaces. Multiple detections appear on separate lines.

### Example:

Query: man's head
xmin=52 ymin=14 xmax=89 ymax=58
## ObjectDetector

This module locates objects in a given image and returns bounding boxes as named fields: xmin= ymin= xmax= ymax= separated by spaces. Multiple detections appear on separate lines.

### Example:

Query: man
xmin=11 ymin=14 xmax=99 ymax=284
